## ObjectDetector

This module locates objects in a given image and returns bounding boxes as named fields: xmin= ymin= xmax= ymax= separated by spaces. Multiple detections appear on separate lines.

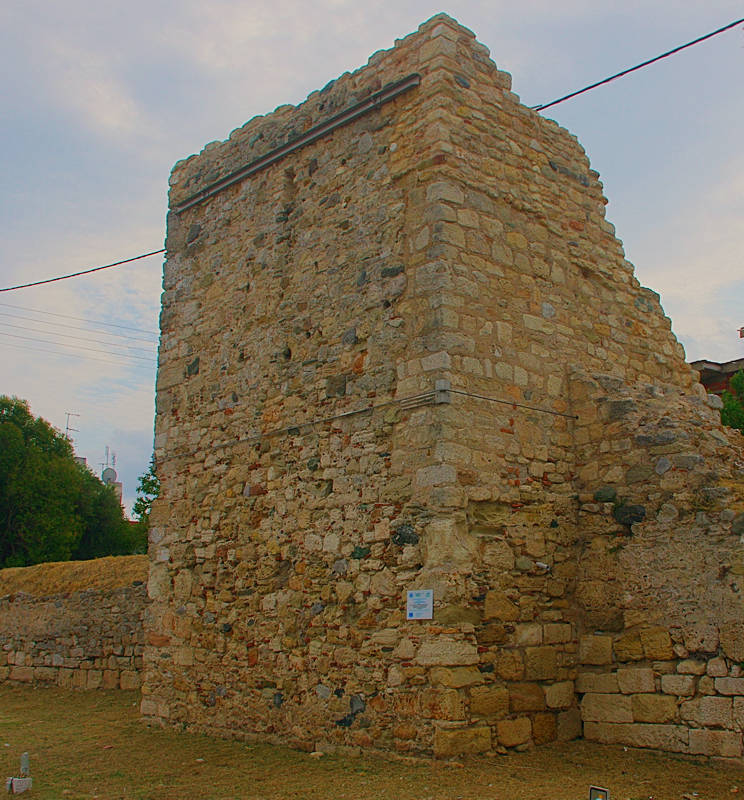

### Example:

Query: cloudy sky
xmin=1 ymin=1 xmax=742 ymax=513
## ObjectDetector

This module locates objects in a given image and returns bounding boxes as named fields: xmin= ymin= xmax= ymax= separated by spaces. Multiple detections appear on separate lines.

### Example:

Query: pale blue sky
xmin=1 ymin=1 xmax=742 ymax=512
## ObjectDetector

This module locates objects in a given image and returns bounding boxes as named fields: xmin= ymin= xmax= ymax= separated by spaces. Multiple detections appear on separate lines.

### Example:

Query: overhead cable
xmin=0 ymin=321 xmax=155 ymax=355
xmin=1 ymin=340 xmax=157 ymax=370
xmin=2 ymin=19 xmax=742 ymax=295
xmin=0 ymin=249 xmax=165 ymax=293
xmin=533 ymin=17 xmax=744 ymax=112
xmin=0 ymin=331 xmax=156 ymax=363
xmin=0 ymin=313 xmax=157 ymax=346
xmin=0 ymin=301 xmax=158 ymax=336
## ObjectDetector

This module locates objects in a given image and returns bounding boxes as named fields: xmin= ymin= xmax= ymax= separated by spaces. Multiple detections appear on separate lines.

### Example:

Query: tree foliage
xmin=132 ymin=456 xmax=160 ymax=527
xmin=0 ymin=395 xmax=141 ymax=568
xmin=721 ymin=370 xmax=744 ymax=434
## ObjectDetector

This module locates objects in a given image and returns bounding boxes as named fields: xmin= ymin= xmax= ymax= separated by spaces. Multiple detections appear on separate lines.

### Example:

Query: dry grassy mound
xmin=0 ymin=555 xmax=148 ymax=597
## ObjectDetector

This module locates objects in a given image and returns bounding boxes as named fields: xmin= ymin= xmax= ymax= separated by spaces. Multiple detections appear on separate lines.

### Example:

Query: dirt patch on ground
xmin=0 ymin=555 xmax=147 ymax=597
xmin=0 ymin=685 xmax=742 ymax=799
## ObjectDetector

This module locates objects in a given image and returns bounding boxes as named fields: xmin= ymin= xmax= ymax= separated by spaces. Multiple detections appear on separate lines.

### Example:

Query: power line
xmin=0 ymin=321 xmax=156 ymax=356
xmin=0 ymin=311 xmax=158 ymax=345
xmin=0 ymin=331 xmax=156 ymax=364
xmin=1 ymin=340 xmax=156 ymax=370
xmin=0 ymin=249 xmax=165 ymax=293
xmin=0 ymin=301 xmax=158 ymax=336
xmin=0 ymin=19 xmax=741 ymax=299
xmin=533 ymin=17 xmax=744 ymax=112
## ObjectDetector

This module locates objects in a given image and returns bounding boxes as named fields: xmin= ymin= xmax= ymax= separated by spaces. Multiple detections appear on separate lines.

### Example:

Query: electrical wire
xmin=533 ymin=17 xmax=744 ymax=112
xmin=0 ymin=331 xmax=156 ymax=364
xmin=0 ymin=307 xmax=158 ymax=342
xmin=0 ymin=311 xmax=158 ymax=346
xmin=0 ymin=301 xmax=158 ymax=336
xmin=0 ymin=249 xmax=165 ymax=293
xmin=0 ymin=18 xmax=739 ymax=295
xmin=1 ymin=340 xmax=156 ymax=370
xmin=0 ymin=320 xmax=156 ymax=356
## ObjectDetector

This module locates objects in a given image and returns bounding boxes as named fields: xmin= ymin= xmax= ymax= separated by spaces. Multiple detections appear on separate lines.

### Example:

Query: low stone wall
xmin=579 ymin=632 xmax=744 ymax=758
xmin=0 ymin=557 xmax=148 ymax=690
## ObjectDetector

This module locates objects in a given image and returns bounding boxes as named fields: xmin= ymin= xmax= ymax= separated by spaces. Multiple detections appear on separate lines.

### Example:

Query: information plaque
xmin=407 ymin=589 xmax=433 ymax=620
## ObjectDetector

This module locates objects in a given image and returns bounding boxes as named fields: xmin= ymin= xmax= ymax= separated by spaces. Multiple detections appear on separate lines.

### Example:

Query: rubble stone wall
xmin=571 ymin=371 xmax=744 ymax=756
xmin=144 ymin=12 xmax=744 ymax=758
xmin=0 ymin=585 xmax=146 ymax=690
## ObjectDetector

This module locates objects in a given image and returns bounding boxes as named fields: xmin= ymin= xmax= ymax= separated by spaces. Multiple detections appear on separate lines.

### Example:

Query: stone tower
xmin=143 ymin=14 xmax=744 ymax=758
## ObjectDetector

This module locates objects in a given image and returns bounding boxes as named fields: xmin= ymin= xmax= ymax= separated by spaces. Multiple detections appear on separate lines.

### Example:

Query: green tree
xmin=132 ymin=457 xmax=159 ymax=549
xmin=72 ymin=468 xmax=134 ymax=560
xmin=0 ymin=395 xmax=138 ymax=567
xmin=721 ymin=370 xmax=744 ymax=433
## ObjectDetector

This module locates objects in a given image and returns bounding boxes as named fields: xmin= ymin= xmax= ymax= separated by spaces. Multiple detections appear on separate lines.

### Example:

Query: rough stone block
xmin=509 ymin=682 xmax=545 ymax=712
xmin=543 ymin=623 xmax=572 ymax=644
xmin=86 ymin=670 xmax=103 ymax=689
xmin=496 ymin=717 xmax=532 ymax=747
xmin=9 ymin=666 xmax=33 ymax=683
xmin=514 ymin=624 xmax=542 ymax=647
xmin=433 ymin=724 xmax=491 ymax=758
xmin=545 ymin=680 xmax=574 ymax=709
xmin=733 ymin=697 xmax=744 ymax=729
xmin=102 ymin=669 xmax=119 ymax=689
xmin=429 ymin=666 xmax=483 ymax=688
xmin=576 ymin=671 xmax=618 ymax=694
xmin=120 ymin=670 xmax=141 ymax=690
xmin=617 ymin=667 xmax=655 ymax=694
xmin=33 ymin=666 xmax=56 ymax=683
xmin=706 ymin=657 xmax=728 ymax=677
xmin=57 ymin=668 xmax=73 ymax=688
xmin=680 ymin=623 xmax=718 ymax=654
xmin=584 ymin=722 xmax=689 ymax=753
xmin=639 ymin=627 xmax=673 ymax=660
xmin=524 ymin=646 xmax=558 ymax=680
xmin=557 ymin=708 xmax=582 ymax=741
xmin=495 ymin=650 xmax=524 ymax=681
xmin=631 ymin=694 xmax=677 ymax=723
xmin=416 ymin=640 xmax=479 ymax=666
xmin=532 ymin=712 xmax=557 ymax=744
xmin=174 ymin=647 xmax=194 ymax=667
xmin=660 ymin=674 xmax=696 ymax=696
xmin=579 ymin=635 xmax=613 ymax=665
xmin=470 ymin=685 xmax=509 ymax=717
xmin=71 ymin=670 xmax=87 ymax=689
xmin=613 ymin=631 xmax=644 ymax=661
xmin=581 ymin=693 xmax=633 ymax=723
xmin=677 ymin=659 xmax=706 ymax=675
xmin=716 ymin=677 xmax=744 ymax=696
xmin=680 ymin=696 xmax=733 ymax=728
xmin=688 ymin=728 xmax=742 ymax=757
xmin=720 ymin=623 xmax=744 ymax=662
xmin=421 ymin=688 xmax=465 ymax=720
xmin=484 ymin=590 xmax=519 ymax=621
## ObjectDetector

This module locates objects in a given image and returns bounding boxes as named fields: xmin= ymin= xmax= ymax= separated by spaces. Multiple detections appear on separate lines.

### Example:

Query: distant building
xmin=690 ymin=357 xmax=744 ymax=396
xmin=101 ymin=466 xmax=123 ymax=504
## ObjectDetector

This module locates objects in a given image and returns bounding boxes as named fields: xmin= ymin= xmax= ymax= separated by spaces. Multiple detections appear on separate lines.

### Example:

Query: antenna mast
xmin=64 ymin=412 xmax=80 ymax=441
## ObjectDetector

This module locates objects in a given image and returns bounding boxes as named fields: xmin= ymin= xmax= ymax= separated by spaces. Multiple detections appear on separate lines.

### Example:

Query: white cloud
xmin=44 ymin=42 xmax=148 ymax=138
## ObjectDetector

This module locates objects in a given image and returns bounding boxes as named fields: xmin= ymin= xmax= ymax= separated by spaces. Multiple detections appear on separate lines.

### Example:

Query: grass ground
xmin=0 ymin=555 xmax=147 ymax=597
xmin=0 ymin=685 xmax=742 ymax=800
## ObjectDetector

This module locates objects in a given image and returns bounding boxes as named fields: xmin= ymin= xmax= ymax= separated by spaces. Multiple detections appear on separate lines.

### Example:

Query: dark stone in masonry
xmin=613 ymin=504 xmax=646 ymax=526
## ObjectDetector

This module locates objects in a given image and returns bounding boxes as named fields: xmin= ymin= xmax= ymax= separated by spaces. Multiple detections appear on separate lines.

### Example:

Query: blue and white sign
xmin=407 ymin=589 xmax=433 ymax=620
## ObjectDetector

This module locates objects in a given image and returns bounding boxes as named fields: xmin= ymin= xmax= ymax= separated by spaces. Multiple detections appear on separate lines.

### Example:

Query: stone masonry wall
xmin=0 ymin=584 xmax=146 ymax=690
xmin=145 ymin=12 xmax=744 ymax=758
xmin=572 ymin=371 xmax=744 ymax=757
